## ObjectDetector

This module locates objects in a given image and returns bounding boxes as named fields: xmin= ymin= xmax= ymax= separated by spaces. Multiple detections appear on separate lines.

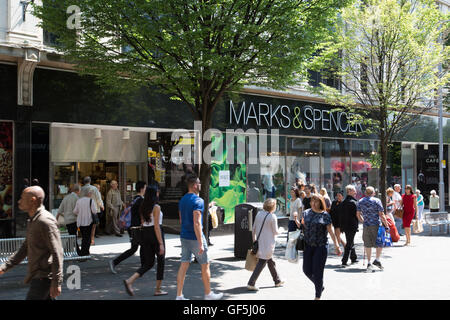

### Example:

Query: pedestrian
xmin=299 ymin=191 xmax=306 ymax=203
xmin=429 ymin=190 xmax=439 ymax=213
xmin=80 ymin=176 xmax=104 ymax=237
xmin=105 ymin=180 xmax=124 ymax=237
xmin=301 ymin=194 xmax=342 ymax=300
xmin=109 ymin=181 xmax=146 ymax=274
xmin=0 ymin=186 xmax=63 ymax=300
xmin=175 ymin=175 xmax=223 ymax=300
xmin=393 ymin=184 xmax=404 ymax=236
xmin=247 ymin=198 xmax=284 ymax=291
xmin=288 ymin=188 xmax=302 ymax=236
xmin=416 ymin=190 xmax=424 ymax=221
xmin=386 ymin=188 xmax=395 ymax=221
xmin=356 ymin=187 xmax=389 ymax=272
xmin=310 ymin=184 xmax=318 ymax=195
xmin=303 ymin=185 xmax=312 ymax=210
xmin=319 ymin=188 xmax=332 ymax=213
xmin=400 ymin=185 xmax=418 ymax=246
xmin=340 ymin=185 xmax=359 ymax=267
xmin=90 ymin=183 xmax=102 ymax=243
xmin=329 ymin=190 xmax=346 ymax=249
xmin=73 ymin=189 xmax=97 ymax=257
xmin=56 ymin=184 xmax=81 ymax=254
xmin=123 ymin=186 xmax=167 ymax=297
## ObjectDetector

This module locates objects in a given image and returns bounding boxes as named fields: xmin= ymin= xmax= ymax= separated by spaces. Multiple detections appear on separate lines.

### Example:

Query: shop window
xmin=322 ymin=139 xmax=351 ymax=200
xmin=351 ymin=140 xmax=379 ymax=200
xmin=0 ymin=122 xmax=13 ymax=225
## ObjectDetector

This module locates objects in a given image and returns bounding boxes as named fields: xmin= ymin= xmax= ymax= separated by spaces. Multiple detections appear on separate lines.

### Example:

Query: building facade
xmin=0 ymin=0 xmax=449 ymax=236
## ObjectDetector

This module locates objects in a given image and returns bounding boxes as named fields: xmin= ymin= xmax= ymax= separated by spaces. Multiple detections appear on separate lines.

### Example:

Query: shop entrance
xmin=51 ymin=162 xmax=146 ymax=213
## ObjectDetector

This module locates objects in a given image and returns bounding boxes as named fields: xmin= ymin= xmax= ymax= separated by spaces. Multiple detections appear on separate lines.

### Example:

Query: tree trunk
xmin=379 ymin=137 xmax=388 ymax=213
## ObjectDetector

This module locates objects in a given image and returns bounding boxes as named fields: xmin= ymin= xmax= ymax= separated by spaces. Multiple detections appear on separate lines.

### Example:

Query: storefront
xmin=1 ymin=61 xmax=450 ymax=236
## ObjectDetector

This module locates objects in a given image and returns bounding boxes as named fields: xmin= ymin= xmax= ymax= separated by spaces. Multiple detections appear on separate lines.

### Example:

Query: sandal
xmin=154 ymin=289 xmax=168 ymax=296
xmin=123 ymin=280 xmax=134 ymax=296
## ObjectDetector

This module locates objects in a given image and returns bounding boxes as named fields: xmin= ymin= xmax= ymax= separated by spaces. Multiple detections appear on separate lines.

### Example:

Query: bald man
xmin=0 ymin=186 xmax=63 ymax=300
xmin=105 ymin=180 xmax=124 ymax=237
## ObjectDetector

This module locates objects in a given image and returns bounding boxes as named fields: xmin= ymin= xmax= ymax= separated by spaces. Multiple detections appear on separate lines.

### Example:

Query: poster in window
xmin=0 ymin=122 xmax=13 ymax=220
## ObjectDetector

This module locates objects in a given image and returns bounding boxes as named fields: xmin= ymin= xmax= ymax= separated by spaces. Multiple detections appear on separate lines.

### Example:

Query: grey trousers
xmin=247 ymin=258 xmax=281 ymax=287
xmin=106 ymin=206 xmax=121 ymax=235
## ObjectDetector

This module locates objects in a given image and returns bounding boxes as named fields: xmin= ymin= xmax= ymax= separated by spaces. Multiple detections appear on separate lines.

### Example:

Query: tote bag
xmin=376 ymin=226 xmax=393 ymax=247
xmin=412 ymin=219 xmax=424 ymax=233
xmin=245 ymin=250 xmax=258 ymax=271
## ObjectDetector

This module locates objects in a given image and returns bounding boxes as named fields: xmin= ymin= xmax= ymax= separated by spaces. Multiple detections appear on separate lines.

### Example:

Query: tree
xmin=34 ymin=0 xmax=349 ymax=230
xmin=309 ymin=0 xmax=449 ymax=210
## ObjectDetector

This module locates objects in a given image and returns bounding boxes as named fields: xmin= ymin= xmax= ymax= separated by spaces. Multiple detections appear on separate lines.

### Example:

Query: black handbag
xmin=90 ymin=199 xmax=100 ymax=225
xmin=296 ymin=225 xmax=305 ymax=251
xmin=251 ymin=213 xmax=270 ymax=255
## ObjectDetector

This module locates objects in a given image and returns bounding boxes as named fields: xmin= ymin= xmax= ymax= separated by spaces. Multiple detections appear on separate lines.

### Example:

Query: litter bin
xmin=234 ymin=203 xmax=262 ymax=259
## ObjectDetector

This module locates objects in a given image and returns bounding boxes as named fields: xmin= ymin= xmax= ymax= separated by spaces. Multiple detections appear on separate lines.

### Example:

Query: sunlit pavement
xmin=1 ymin=223 xmax=449 ymax=300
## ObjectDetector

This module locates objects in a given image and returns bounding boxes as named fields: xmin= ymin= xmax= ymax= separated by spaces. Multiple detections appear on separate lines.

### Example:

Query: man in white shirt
xmin=73 ymin=190 xmax=97 ymax=257
xmin=393 ymin=184 xmax=404 ymax=236
xmin=56 ymin=184 xmax=81 ymax=252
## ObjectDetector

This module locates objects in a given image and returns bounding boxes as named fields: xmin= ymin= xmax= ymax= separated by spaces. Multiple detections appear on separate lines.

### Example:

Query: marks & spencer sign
xmin=227 ymin=98 xmax=365 ymax=137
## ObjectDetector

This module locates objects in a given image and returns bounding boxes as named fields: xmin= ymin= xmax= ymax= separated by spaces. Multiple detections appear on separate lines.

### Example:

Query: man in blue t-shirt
xmin=357 ymin=186 xmax=389 ymax=273
xmin=175 ymin=175 xmax=223 ymax=301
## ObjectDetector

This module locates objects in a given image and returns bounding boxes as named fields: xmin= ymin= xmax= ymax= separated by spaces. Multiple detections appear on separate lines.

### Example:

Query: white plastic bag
xmin=285 ymin=230 xmax=300 ymax=263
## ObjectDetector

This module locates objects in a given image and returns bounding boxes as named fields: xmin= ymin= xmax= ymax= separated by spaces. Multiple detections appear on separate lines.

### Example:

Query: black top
xmin=340 ymin=195 xmax=359 ymax=233
xmin=303 ymin=197 xmax=311 ymax=210
xmin=130 ymin=195 xmax=144 ymax=227
xmin=330 ymin=199 xmax=343 ymax=228
xmin=303 ymin=209 xmax=332 ymax=247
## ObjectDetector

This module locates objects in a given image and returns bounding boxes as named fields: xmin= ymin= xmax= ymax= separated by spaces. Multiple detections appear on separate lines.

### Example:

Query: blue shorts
xmin=180 ymin=235 xmax=209 ymax=265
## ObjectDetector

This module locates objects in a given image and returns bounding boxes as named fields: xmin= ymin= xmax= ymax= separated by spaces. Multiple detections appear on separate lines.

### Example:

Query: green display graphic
xmin=209 ymin=134 xmax=247 ymax=224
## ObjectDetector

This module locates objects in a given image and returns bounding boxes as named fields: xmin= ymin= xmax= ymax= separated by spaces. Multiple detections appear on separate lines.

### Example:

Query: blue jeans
xmin=303 ymin=244 xmax=328 ymax=299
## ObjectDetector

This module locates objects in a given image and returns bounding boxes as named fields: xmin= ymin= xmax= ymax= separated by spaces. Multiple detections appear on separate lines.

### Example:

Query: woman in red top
xmin=401 ymin=185 xmax=418 ymax=246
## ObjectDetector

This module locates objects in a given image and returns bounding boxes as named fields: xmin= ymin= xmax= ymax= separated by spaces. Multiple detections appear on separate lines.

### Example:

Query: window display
xmin=0 ymin=122 xmax=13 ymax=220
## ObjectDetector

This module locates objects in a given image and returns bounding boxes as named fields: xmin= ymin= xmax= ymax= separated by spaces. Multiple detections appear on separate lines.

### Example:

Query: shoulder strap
xmin=257 ymin=213 xmax=270 ymax=241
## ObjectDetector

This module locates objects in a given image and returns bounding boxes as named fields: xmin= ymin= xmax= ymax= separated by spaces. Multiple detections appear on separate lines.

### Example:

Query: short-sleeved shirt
xmin=179 ymin=193 xmax=205 ymax=240
xmin=303 ymin=209 xmax=332 ymax=247
xmin=357 ymin=197 xmax=383 ymax=227
xmin=289 ymin=198 xmax=303 ymax=221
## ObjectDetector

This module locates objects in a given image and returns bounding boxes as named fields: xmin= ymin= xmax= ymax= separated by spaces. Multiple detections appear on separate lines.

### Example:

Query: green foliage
xmin=34 ymin=0 xmax=350 ymax=116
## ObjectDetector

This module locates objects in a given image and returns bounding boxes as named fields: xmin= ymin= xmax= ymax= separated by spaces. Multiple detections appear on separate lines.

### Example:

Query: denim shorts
xmin=180 ymin=235 xmax=209 ymax=265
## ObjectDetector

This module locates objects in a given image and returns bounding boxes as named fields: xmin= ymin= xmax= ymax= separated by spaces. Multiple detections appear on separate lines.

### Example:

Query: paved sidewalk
xmin=1 ymin=224 xmax=449 ymax=300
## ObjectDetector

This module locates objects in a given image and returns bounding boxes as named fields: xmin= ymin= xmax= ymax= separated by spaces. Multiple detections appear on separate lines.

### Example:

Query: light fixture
xmin=150 ymin=131 xmax=157 ymax=141
xmin=94 ymin=128 xmax=102 ymax=140
xmin=122 ymin=128 xmax=130 ymax=140
xmin=411 ymin=144 xmax=416 ymax=150
xmin=424 ymin=144 xmax=428 ymax=150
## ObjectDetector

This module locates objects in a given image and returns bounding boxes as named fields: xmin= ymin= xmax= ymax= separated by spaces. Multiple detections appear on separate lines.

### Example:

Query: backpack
xmin=119 ymin=197 xmax=140 ymax=229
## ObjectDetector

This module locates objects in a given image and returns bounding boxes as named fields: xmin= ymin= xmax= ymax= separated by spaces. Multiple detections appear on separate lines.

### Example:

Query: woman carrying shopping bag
xmin=247 ymin=199 xmax=284 ymax=291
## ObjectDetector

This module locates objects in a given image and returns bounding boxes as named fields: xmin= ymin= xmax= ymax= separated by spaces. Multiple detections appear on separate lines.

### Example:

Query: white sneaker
xmin=176 ymin=295 xmax=189 ymax=300
xmin=275 ymin=281 xmax=285 ymax=287
xmin=247 ymin=285 xmax=259 ymax=291
xmin=204 ymin=291 xmax=223 ymax=300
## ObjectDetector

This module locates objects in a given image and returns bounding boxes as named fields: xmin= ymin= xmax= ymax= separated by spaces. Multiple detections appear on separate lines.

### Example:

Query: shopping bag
xmin=296 ymin=229 xmax=305 ymax=251
xmin=376 ymin=226 xmax=393 ymax=247
xmin=209 ymin=206 xmax=219 ymax=229
xmin=245 ymin=250 xmax=258 ymax=271
xmin=394 ymin=209 xmax=404 ymax=219
xmin=386 ymin=218 xmax=400 ymax=242
xmin=412 ymin=219 xmax=424 ymax=233
xmin=284 ymin=241 xmax=298 ymax=263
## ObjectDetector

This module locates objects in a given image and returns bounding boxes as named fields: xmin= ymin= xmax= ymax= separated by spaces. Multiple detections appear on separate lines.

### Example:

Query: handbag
xmin=394 ymin=209 xmax=404 ymax=219
xmin=412 ymin=219 xmax=424 ymax=233
xmin=90 ymin=199 xmax=100 ymax=225
xmin=251 ymin=213 xmax=270 ymax=255
xmin=296 ymin=229 xmax=305 ymax=251
xmin=245 ymin=249 xmax=258 ymax=271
